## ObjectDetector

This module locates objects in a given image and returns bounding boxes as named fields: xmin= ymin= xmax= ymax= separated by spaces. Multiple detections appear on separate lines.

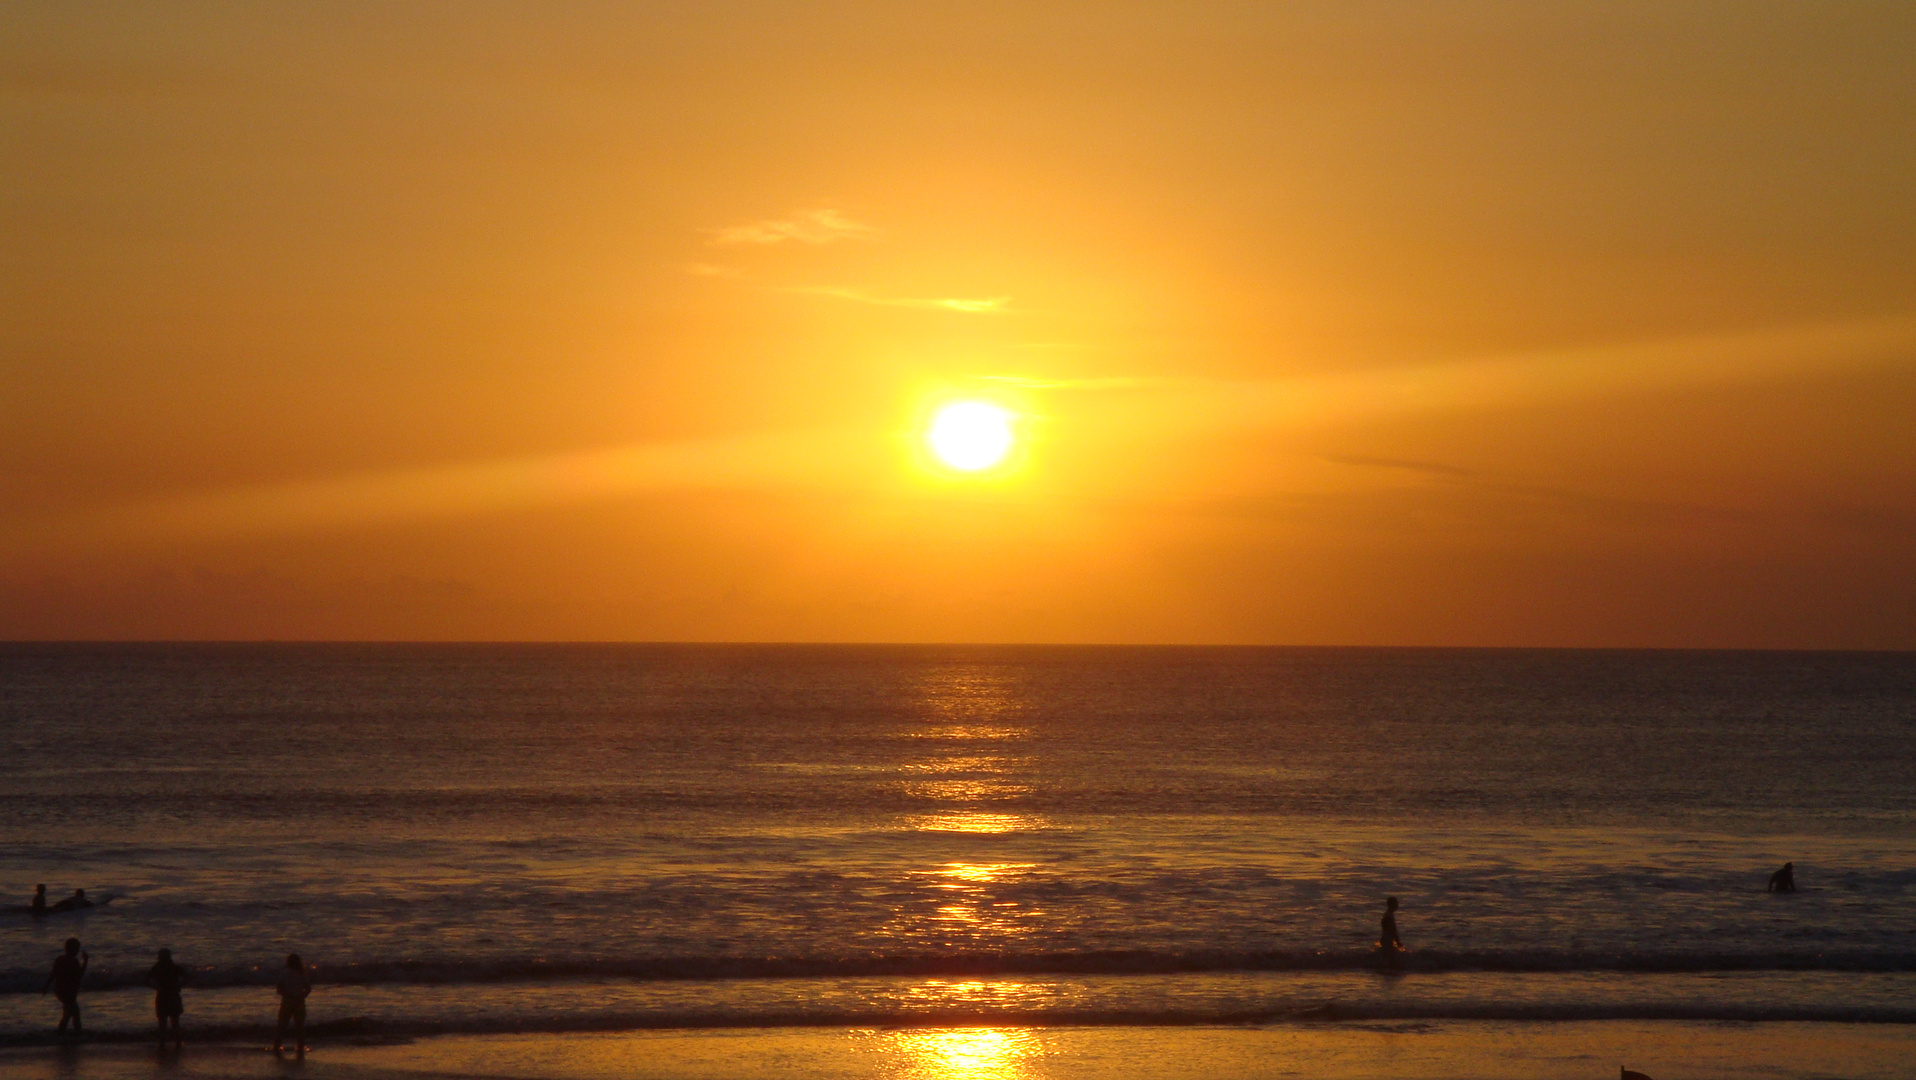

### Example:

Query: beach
xmin=8 ymin=1021 xmax=1916 ymax=1080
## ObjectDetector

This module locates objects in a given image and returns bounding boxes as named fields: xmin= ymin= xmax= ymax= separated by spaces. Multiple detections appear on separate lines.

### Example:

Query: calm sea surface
xmin=2 ymin=644 xmax=1913 ymax=1043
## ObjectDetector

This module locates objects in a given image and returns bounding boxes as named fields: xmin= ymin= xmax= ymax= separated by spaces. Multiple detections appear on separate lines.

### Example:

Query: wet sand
xmin=4 ymin=1021 xmax=1914 ymax=1080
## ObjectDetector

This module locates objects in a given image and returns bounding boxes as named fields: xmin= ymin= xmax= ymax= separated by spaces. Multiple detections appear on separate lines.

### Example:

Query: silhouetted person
xmin=41 ymin=937 xmax=88 ymax=1035
xmin=49 ymin=889 xmax=92 ymax=913
xmin=273 ymin=953 xmax=310 ymax=1055
xmin=31 ymin=884 xmax=47 ymax=916
xmin=147 ymin=948 xmax=188 ymax=1048
xmin=1377 ymin=896 xmax=1405 ymax=965
xmin=1768 ymin=862 xmax=1796 ymax=893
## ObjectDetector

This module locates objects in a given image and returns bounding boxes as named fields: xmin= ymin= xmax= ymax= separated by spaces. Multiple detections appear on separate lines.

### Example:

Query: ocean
xmin=2 ymin=644 xmax=1914 ymax=1074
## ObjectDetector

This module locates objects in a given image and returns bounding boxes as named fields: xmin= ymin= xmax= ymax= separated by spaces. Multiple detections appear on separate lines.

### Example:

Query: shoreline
xmin=5 ymin=1020 xmax=1916 ymax=1080
xmin=9 ymin=969 xmax=1916 ymax=1047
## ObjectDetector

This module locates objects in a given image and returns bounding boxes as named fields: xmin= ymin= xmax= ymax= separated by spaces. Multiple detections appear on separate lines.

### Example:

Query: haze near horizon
xmin=4 ymin=2 xmax=1913 ymax=647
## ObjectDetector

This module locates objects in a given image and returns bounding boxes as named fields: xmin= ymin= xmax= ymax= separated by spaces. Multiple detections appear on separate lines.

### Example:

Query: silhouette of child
xmin=1768 ymin=862 xmax=1796 ymax=892
xmin=30 ymin=884 xmax=46 ymax=916
xmin=42 ymin=938 xmax=88 ymax=1035
xmin=274 ymin=953 xmax=311 ymax=1054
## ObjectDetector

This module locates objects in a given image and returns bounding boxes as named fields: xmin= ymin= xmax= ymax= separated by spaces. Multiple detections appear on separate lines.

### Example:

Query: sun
xmin=927 ymin=401 xmax=1016 ymax=471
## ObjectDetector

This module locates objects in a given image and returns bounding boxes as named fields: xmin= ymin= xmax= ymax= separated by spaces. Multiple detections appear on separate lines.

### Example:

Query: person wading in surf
xmin=1377 ymin=896 xmax=1406 ymax=967
xmin=42 ymin=938 xmax=89 ymax=1036
xmin=147 ymin=948 xmax=189 ymax=1048
xmin=273 ymin=953 xmax=311 ymax=1055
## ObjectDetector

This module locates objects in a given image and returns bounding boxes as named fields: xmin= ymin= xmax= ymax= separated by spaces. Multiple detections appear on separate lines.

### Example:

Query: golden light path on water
xmin=884 ymin=665 xmax=1055 ymax=948
xmin=900 ymin=671 xmax=1045 ymax=837
xmin=907 ymin=811 xmax=1046 ymax=833
xmin=879 ymin=1026 xmax=1044 ymax=1080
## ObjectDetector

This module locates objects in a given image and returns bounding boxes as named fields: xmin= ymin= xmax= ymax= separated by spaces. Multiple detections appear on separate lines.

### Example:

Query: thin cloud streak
xmin=710 ymin=209 xmax=877 ymax=246
xmin=1322 ymin=454 xmax=1478 ymax=478
xmin=14 ymin=317 xmax=1904 ymax=558
xmin=1173 ymin=314 xmax=1916 ymax=433
xmin=982 ymin=375 xmax=1167 ymax=391
xmin=2 ymin=429 xmax=867 ymax=555
xmin=784 ymin=286 xmax=1010 ymax=313
xmin=991 ymin=316 xmax=1916 ymax=427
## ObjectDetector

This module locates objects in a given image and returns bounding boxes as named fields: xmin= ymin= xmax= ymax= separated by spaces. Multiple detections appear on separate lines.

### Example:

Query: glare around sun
xmin=927 ymin=401 xmax=1015 ymax=471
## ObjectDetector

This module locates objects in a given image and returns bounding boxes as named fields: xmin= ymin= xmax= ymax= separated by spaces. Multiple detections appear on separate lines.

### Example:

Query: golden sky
xmin=4 ymin=2 xmax=1913 ymax=646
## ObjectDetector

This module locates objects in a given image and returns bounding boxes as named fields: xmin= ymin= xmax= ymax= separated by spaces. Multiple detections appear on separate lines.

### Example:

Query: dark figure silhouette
xmin=147 ymin=948 xmax=188 ymax=1048
xmin=1621 ymin=1067 xmax=1655 ymax=1080
xmin=1377 ymin=896 xmax=1405 ymax=965
xmin=41 ymin=938 xmax=88 ymax=1035
xmin=31 ymin=884 xmax=47 ymax=916
xmin=1768 ymin=862 xmax=1796 ymax=893
xmin=273 ymin=954 xmax=311 ymax=1055
xmin=49 ymin=889 xmax=92 ymax=913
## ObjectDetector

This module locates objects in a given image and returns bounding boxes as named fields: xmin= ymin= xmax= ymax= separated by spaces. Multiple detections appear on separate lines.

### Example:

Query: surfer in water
xmin=147 ymin=948 xmax=188 ymax=1048
xmin=42 ymin=937 xmax=89 ymax=1036
xmin=1768 ymin=862 xmax=1796 ymax=892
xmin=1378 ymin=896 xmax=1406 ymax=966
xmin=49 ymin=889 xmax=93 ymax=913
xmin=31 ymin=884 xmax=46 ymax=916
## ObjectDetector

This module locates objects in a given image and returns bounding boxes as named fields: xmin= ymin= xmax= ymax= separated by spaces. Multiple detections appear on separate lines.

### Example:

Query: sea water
xmin=2 ymin=644 xmax=1913 ymax=1045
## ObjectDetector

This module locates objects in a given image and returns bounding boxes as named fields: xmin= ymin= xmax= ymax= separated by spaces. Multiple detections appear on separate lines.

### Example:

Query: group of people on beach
xmin=40 ymin=936 xmax=314 ymax=1054
xmin=26 ymin=862 xmax=1803 ymax=1049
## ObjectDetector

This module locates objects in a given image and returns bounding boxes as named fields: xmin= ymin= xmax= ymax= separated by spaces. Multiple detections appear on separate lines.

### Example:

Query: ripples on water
xmin=1 ymin=643 xmax=1912 ymax=1040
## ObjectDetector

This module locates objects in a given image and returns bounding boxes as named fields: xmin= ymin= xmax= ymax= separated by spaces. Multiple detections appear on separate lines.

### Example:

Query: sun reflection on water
xmin=906 ymin=811 xmax=1047 ymax=833
xmin=936 ymin=862 xmax=1036 ymax=884
xmin=902 ymin=756 xmax=1010 ymax=774
xmin=908 ymin=724 xmax=1030 ymax=740
xmin=880 ymin=1027 xmax=1042 ymax=1080
xmin=902 ymin=778 xmax=1033 ymax=801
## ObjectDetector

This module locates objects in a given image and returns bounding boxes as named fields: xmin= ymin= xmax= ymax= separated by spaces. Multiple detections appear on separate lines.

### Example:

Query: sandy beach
xmin=6 ymin=1021 xmax=1916 ymax=1080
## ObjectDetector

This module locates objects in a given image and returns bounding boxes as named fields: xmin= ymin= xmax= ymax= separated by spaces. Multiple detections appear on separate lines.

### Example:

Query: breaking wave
xmin=6 ymin=947 xmax=1915 ymax=995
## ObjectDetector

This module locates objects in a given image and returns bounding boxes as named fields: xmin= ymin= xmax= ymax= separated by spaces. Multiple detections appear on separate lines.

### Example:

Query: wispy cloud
xmin=1173 ymin=313 xmax=1916 ymax=434
xmin=980 ymin=375 xmax=1165 ymax=391
xmin=684 ymin=262 xmax=745 ymax=278
xmin=711 ymin=209 xmax=878 ymax=246
xmin=784 ymin=287 xmax=1010 ymax=314
xmin=1320 ymin=454 xmax=1477 ymax=478
xmin=0 ymin=430 xmax=868 ymax=555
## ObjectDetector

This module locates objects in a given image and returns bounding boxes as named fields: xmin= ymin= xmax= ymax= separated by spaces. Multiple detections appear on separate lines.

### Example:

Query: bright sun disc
xmin=927 ymin=402 xmax=1015 ymax=471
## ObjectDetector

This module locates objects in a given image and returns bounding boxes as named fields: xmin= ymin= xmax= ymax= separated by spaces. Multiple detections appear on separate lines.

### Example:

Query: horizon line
xmin=1 ymin=639 xmax=1909 ymax=654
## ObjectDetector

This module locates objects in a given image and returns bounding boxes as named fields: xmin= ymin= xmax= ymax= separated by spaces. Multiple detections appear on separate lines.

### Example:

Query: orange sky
xmin=4 ymin=2 xmax=1914 ymax=646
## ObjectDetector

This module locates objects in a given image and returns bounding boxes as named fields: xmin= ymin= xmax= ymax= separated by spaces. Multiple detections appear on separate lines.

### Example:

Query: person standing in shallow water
xmin=1378 ymin=896 xmax=1406 ymax=965
xmin=147 ymin=948 xmax=188 ymax=1048
xmin=42 ymin=937 xmax=88 ymax=1035
xmin=273 ymin=954 xmax=311 ymax=1055
xmin=30 ymin=884 xmax=46 ymax=916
